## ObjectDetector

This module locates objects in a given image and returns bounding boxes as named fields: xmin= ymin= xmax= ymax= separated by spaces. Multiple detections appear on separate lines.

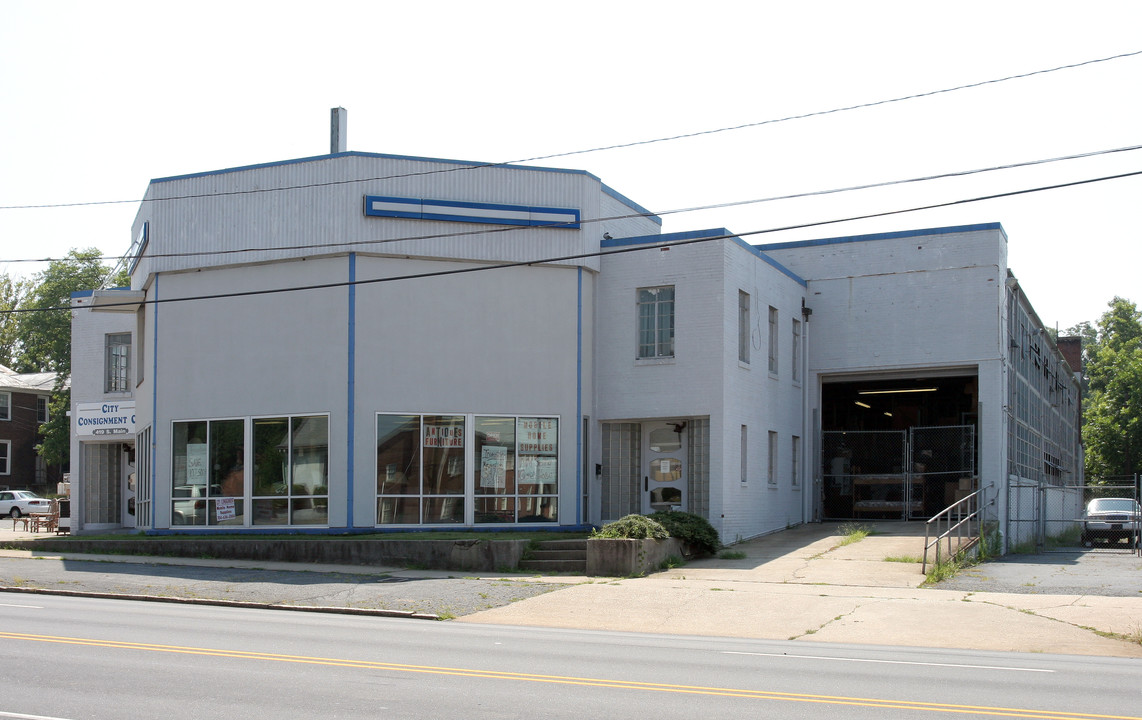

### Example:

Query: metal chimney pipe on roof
xmin=331 ymin=107 xmax=347 ymax=154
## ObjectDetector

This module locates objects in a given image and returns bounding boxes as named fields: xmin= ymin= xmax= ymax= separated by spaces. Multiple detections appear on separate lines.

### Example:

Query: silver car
xmin=1081 ymin=497 xmax=1141 ymax=547
xmin=0 ymin=490 xmax=51 ymax=518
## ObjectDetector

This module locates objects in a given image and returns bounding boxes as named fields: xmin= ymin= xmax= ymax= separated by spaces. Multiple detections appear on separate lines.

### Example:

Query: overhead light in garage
xmin=858 ymin=387 xmax=938 ymax=395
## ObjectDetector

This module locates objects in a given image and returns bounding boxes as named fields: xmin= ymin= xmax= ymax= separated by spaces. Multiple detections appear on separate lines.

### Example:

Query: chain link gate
xmin=821 ymin=425 xmax=975 ymax=520
xmin=1032 ymin=478 xmax=1140 ymax=554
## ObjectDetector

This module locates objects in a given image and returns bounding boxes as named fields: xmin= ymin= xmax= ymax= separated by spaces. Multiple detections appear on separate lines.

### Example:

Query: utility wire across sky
xmin=3 ymin=143 xmax=1140 ymax=269
xmin=7 ymin=166 xmax=1138 ymax=316
xmin=1 ymin=48 xmax=1138 ymax=214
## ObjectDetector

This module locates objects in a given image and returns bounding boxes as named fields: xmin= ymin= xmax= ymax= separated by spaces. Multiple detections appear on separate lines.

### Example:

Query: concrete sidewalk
xmin=458 ymin=522 xmax=1142 ymax=658
xmin=2 ymin=521 xmax=1141 ymax=657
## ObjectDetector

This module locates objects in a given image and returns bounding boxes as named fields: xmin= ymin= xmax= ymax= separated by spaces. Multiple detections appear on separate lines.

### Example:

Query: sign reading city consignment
xmin=75 ymin=402 xmax=136 ymax=437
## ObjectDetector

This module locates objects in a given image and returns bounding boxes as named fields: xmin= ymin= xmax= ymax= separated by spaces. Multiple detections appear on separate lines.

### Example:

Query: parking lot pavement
xmin=934 ymin=549 xmax=1142 ymax=597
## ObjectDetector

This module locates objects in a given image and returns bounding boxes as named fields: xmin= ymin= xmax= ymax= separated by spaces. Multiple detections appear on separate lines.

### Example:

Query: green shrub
xmin=592 ymin=514 xmax=668 ymax=540
xmin=649 ymin=510 xmax=721 ymax=556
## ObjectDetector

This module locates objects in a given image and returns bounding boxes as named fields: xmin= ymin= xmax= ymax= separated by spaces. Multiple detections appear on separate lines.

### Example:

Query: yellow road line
xmin=1 ymin=631 xmax=1135 ymax=720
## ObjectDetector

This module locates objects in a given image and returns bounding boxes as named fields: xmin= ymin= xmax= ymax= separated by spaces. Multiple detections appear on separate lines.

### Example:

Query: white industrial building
xmin=69 ymin=125 xmax=1082 ymax=547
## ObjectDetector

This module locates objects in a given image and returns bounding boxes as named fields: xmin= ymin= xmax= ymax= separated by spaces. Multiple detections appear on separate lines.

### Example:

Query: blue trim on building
xmin=576 ymin=267 xmax=583 ymax=526
xmin=600 ymin=184 xmax=662 ymax=226
xmin=731 ymin=238 xmax=808 ymax=287
xmin=602 ymin=227 xmax=733 ymax=248
xmin=151 ymin=275 xmax=159 ymax=529
xmin=755 ymin=222 xmax=1007 ymax=251
xmin=128 ymin=222 xmax=148 ymax=275
xmin=71 ymin=290 xmax=94 ymax=299
xmin=149 ymin=151 xmax=659 ymax=229
xmin=346 ymin=253 xmax=356 ymax=529
xmin=144 ymin=524 xmax=595 ymax=537
xmin=365 ymin=195 xmax=581 ymax=229
xmin=602 ymin=228 xmax=808 ymax=287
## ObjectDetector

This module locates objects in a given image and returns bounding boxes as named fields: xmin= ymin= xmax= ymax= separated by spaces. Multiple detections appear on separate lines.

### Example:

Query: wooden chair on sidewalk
xmin=29 ymin=500 xmax=60 ymax=533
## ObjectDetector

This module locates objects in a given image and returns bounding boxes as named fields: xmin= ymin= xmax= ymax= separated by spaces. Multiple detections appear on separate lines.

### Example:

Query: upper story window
xmin=792 ymin=318 xmax=802 ymax=383
xmin=738 ymin=291 xmax=750 ymax=364
xmin=0 ymin=392 xmax=9 ymax=421
xmin=105 ymin=333 xmax=131 ymax=393
xmin=638 ymin=286 xmax=675 ymax=359
xmin=36 ymin=396 xmax=48 ymax=424
xmin=768 ymin=306 xmax=779 ymax=374
xmin=792 ymin=435 xmax=801 ymax=487
xmin=768 ymin=430 xmax=778 ymax=485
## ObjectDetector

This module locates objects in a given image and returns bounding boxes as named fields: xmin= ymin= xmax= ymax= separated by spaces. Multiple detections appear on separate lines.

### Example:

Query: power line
xmin=2 ymin=48 xmax=1138 ymax=213
xmin=6 ymin=166 xmax=1133 ymax=316
xmin=4 ymin=143 xmax=1140 ymax=268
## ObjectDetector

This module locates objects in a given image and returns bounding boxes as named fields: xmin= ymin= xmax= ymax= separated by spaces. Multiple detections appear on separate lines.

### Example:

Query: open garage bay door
xmin=822 ymin=425 xmax=976 ymax=520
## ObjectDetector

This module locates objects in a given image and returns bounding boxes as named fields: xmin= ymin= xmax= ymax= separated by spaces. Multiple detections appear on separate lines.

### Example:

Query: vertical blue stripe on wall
xmin=150 ymin=275 xmax=159 ymax=528
xmin=576 ymin=267 xmax=583 ymax=526
xmin=346 ymin=253 xmax=356 ymax=529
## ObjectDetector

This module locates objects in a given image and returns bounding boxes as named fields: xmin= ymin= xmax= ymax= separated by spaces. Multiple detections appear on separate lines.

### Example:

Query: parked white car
xmin=1081 ymin=497 xmax=1141 ymax=547
xmin=0 ymin=490 xmax=51 ymax=518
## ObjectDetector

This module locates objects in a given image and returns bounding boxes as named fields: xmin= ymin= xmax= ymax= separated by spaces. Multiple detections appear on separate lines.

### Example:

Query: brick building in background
xmin=0 ymin=366 xmax=64 ymax=493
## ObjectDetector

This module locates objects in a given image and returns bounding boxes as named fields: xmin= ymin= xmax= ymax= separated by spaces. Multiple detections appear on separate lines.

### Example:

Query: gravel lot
xmin=0 ymin=556 xmax=573 ymax=618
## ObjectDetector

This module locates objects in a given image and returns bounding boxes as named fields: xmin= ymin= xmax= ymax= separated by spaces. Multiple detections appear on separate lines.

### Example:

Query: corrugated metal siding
xmin=134 ymin=155 xmax=650 ymax=279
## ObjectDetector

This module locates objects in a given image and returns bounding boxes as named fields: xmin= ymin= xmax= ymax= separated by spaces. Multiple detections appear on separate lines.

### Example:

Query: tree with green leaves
xmin=1076 ymin=297 xmax=1142 ymax=481
xmin=0 ymin=272 xmax=29 ymax=368
xmin=13 ymin=248 xmax=128 ymax=466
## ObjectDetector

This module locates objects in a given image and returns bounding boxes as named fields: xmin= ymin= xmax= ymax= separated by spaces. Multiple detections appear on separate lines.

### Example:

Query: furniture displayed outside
xmin=27 ymin=499 xmax=67 ymax=534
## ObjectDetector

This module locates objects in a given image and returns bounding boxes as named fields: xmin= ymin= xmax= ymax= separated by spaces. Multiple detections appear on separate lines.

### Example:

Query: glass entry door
xmin=642 ymin=421 xmax=686 ymax=514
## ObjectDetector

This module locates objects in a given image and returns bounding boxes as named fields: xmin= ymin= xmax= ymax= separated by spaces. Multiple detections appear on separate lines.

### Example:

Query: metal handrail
xmin=923 ymin=488 xmax=985 ymax=574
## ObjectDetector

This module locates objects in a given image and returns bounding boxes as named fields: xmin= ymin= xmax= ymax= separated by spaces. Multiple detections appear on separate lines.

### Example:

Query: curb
xmin=0 ymin=585 xmax=441 ymax=621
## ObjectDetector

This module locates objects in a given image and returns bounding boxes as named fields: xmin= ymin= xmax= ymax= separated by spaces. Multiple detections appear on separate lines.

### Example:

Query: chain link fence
xmin=1009 ymin=475 xmax=1140 ymax=554
xmin=822 ymin=426 xmax=975 ymax=520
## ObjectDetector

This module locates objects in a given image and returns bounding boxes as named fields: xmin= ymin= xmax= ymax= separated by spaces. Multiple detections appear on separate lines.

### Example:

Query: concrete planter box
xmin=586 ymin=537 xmax=687 ymax=576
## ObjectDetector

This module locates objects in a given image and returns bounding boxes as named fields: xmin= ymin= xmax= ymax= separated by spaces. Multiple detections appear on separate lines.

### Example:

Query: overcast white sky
xmin=1 ymin=1 xmax=1139 ymax=331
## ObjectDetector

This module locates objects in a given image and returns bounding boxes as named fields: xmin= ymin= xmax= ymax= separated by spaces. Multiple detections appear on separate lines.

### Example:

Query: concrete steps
xmin=518 ymin=539 xmax=587 ymax=574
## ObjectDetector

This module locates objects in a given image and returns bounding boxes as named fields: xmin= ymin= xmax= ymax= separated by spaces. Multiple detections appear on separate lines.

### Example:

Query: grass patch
xmin=884 ymin=555 xmax=922 ymax=563
xmin=924 ymin=554 xmax=967 ymax=583
xmin=658 ymin=555 xmax=685 ymax=570
xmin=718 ymin=550 xmax=747 ymax=560
xmin=836 ymin=522 xmax=873 ymax=547
xmin=1044 ymin=526 xmax=1082 ymax=549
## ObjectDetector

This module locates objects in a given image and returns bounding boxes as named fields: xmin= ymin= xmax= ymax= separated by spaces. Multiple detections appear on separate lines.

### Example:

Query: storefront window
xmin=475 ymin=416 xmax=558 ymax=524
xmin=377 ymin=413 xmax=556 ymax=525
xmin=172 ymin=419 xmax=243 ymax=526
xmin=475 ymin=416 xmax=516 ymax=523
xmin=172 ymin=414 xmax=327 ymax=528
xmin=376 ymin=414 xmax=464 ymax=524
xmin=251 ymin=415 xmax=329 ymax=526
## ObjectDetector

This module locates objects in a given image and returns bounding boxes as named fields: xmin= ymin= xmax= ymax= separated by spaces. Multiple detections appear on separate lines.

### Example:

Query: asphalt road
xmin=3 ymin=593 xmax=1140 ymax=720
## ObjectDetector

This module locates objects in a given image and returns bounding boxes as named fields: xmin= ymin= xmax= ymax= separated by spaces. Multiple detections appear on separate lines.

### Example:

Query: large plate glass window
xmin=517 ymin=417 xmax=558 ymax=521
xmin=252 ymin=415 xmax=329 ymax=526
xmin=475 ymin=416 xmax=558 ymax=524
xmin=376 ymin=414 xmax=465 ymax=525
xmin=171 ymin=419 xmax=243 ymax=526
